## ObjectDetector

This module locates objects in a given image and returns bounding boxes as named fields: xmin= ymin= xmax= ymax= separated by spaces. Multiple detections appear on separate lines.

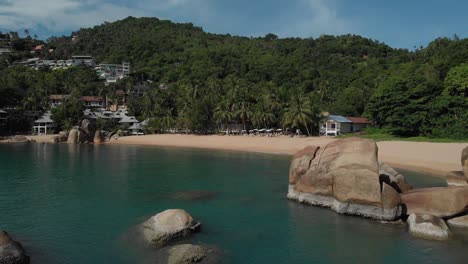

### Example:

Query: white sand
xmin=111 ymin=134 xmax=467 ymax=177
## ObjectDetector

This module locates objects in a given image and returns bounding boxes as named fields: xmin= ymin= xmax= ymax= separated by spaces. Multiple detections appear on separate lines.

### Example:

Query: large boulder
xmin=0 ymin=231 xmax=30 ymax=264
xmin=447 ymin=215 xmax=468 ymax=228
xmin=80 ymin=119 xmax=93 ymax=137
xmin=67 ymin=128 xmax=79 ymax=144
xmin=407 ymin=214 xmax=451 ymax=241
xmin=461 ymin=146 xmax=468 ymax=181
xmin=445 ymin=171 xmax=468 ymax=187
xmin=400 ymin=187 xmax=468 ymax=218
xmin=379 ymin=163 xmax=412 ymax=192
xmin=288 ymin=137 xmax=402 ymax=221
xmin=93 ymin=130 xmax=103 ymax=144
xmin=140 ymin=209 xmax=201 ymax=247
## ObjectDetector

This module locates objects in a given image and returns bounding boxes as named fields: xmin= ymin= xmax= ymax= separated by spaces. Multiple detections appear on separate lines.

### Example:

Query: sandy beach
xmin=111 ymin=134 xmax=467 ymax=177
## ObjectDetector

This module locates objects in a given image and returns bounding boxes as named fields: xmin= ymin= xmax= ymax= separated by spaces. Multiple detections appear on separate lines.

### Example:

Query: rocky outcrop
xmin=0 ymin=231 xmax=30 ymax=264
xmin=140 ymin=209 xmax=201 ymax=247
xmin=407 ymin=214 xmax=450 ymax=240
xmin=462 ymin=146 xmax=468 ymax=180
xmin=93 ymin=130 xmax=103 ymax=144
xmin=447 ymin=215 xmax=468 ymax=228
xmin=379 ymin=163 xmax=412 ymax=192
xmin=287 ymin=137 xmax=403 ymax=221
xmin=401 ymin=187 xmax=468 ymax=218
xmin=445 ymin=171 xmax=468 ymax=186
xmin=67 ymin=128 xmax=79 ymax=144
xmin=7 ymin=135 xmax=30 ymax=143
xmin=80 ymin=119 xmax=93 ymax=138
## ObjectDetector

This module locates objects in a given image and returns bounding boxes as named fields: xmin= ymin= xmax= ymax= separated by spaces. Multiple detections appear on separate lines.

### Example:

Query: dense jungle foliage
xmin=0 ymin=17 xmax=466 ymax=138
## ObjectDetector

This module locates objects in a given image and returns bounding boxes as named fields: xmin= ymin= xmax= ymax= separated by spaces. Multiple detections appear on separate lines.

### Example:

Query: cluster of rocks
xmin=0 ymin=231 xmax=30 ymax=264
xmin=288 ymin=137 xmax=468 ymax=241
xmin=1 ymin=135 xmax=33 ymax=144
xmin=136 ymin=209 xmax=220 ymax=264
xmin=66 ymin=119 xmax=104 ymax=144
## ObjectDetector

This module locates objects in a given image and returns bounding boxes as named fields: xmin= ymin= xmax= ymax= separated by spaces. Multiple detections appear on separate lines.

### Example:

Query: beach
xmin=111 ymin=134 xmax=468 ymax=177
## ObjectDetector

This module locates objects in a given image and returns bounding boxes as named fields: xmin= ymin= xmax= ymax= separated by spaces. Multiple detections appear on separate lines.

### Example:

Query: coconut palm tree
xmin=213 ymin=100 xmax=233 ymax=133
xmin=283 ymin=94 xmax=314 ymax=136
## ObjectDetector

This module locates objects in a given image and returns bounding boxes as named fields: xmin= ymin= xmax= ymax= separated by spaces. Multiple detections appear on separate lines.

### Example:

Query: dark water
xmin=0 ymin=144 xmax=467 ymax=264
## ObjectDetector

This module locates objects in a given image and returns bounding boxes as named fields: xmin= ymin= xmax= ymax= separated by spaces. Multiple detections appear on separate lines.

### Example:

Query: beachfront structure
xmin=0 ymin=109 xmax=8 ymax=126
xmin=95 ymin=62 xmax=130 ymax=84
xmin=33 ymin=111 xmax=56 ymax=135
xmin=82 ymin=96 xmax=105 ymax=108
xmin=128 ymin=119 xmax=149 ymax=135
xmin=320 ymin=115 xmax=371 ymax=136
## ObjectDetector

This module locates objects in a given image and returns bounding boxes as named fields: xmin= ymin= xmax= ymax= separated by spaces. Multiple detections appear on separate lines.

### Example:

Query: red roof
xmin=49 ymin=94 xmax=69 ymax=100
xmin=81 ymin=96 xmax=104 ymax=102
xmin=345 ymin=116 xmax=371 ymax=124
xmin=33 ymin=45 xmax=44 ymax=51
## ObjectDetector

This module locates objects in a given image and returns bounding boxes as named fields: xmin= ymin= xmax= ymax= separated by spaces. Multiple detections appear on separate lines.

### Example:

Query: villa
xmin=95 ymin=62 xmax=131 ymax=84
xmin=320 ymin=115 xmax=371 ymax=136
xmin=32 ymin=111 xmax=56 ymax=135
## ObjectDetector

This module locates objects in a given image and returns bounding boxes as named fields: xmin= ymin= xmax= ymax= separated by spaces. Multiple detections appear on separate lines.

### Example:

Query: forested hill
xmin=1 ymin=17 xmax=467 ymax=138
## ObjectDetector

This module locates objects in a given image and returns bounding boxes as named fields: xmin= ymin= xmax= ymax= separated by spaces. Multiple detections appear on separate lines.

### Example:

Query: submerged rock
xmin=400 ymin=187 xmax=468 ymax=218
xmin=407 ymin=214 xmax=450 ymax=241
xmin=167 ymin=244 xmax=206 ymax=264
xmin=170 ymin=191 xmax=217 ymax=201
xmin=0 ymin=231 xmax=30 ymax=264
xmin=447 ymin=215 xmax=468 ymax=228
xmin=287 ymin=137 xmax=402 ymax=221
xmin=140 ymin=209 xmax=201 ymax=247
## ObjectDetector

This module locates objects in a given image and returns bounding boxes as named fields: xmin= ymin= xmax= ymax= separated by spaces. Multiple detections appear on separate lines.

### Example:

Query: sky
xmin=0 ymin=0 xmax=467 ymax=49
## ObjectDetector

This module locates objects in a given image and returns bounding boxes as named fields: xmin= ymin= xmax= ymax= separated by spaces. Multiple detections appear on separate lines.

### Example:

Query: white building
xmin=320 ymin=115 xmax=371 ymax=136
xmin=33 ymin=112 xmax=56 ymax=135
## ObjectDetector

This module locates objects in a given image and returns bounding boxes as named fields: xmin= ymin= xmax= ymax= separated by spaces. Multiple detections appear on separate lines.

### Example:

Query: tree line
xmin=0 ymin=17 xmax=466 ymax=138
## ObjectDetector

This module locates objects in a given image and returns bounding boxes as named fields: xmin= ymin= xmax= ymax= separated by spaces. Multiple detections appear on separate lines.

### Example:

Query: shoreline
xmin=110 ymin=134 xmax=467 ymax=178
xmin=1 ymin=134 xmax=465 ymax=178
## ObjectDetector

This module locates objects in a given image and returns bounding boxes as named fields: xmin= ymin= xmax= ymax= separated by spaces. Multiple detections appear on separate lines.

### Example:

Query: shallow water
xmin=0 ymin=144 xmax=466 ymax=264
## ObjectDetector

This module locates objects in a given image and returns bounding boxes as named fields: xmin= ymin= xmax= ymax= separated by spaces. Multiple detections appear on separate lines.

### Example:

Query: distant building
xmin=320 ymin=115 xmax=371 ymax=136
xmin=82 ymin=96 xmax=105 ymax=108
xmin=0 ymin=48 xmax=11 ymax=55
xmin=71 ymin=55 xmax=95 ymax=67
xmin=49 ymin=94 xmax=69 ymax=107
xmin=32 ymin=111 xmax=56 ymax=135
xmin=95 ymin=62 xmax=131 ymax=84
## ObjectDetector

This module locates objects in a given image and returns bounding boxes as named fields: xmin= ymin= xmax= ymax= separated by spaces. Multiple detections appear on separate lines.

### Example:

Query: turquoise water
xmin=0 ymin=144 xmax=467 ymax=264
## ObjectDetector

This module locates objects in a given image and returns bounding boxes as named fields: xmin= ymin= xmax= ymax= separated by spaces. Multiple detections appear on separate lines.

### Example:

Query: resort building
xmin=49 ymin=95 xmax=69 ymax=107
xmin=32 ymin=111 xmax=56 ymax=135
xmin=82 ymin=96 xmax=105 ymax=108
xmin=320 ymin=115 xmax=371 ymax=136
xmin=71 ymin=55 xmax=95 ymax=67
xmin=0 ymin=48 xmax=11 ymax=55
xmin=95 ymin=62 xmax=131 ymax=84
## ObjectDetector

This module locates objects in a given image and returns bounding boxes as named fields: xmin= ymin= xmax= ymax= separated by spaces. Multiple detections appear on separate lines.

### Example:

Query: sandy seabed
xmin=110 ymin=134 xmax=468 ymax=177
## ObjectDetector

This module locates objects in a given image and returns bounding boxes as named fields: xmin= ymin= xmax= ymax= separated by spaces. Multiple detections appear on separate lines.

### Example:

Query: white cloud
xmin=279 ymin=0 xmax=354 ymax=37
xmin=0 ymin=0 xmax=207 ymax=34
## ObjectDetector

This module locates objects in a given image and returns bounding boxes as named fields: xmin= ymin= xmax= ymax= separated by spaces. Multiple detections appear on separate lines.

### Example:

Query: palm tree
xmin=213 ymin=100 xmax=233 ymax=133
xmin=283 ymin=95 xmax=314 ymax=136
xmin=160 ymin=108 xmax=175 ymax=133
xmin=235 ymin=101 xmax=252 ymax=131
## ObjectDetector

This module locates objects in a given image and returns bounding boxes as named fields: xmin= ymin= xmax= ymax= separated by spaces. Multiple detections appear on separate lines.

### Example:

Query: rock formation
xmin=445 ymin=146 xmax=468 ymax=186
xmin=0 ymin=231 xmax=30 ymax=264
xmin=287 ymin=137 xmax=403 ymax=221
xmin=400 ymin=187 xmax=468 ymax=218
xmin=140 ymin=209 xmax=201 ymax=247
xmin=379 ymin=163 xmax=412 ymax=192
xmin=407 ymin=214 xmax=451 ymax=241
xmin=93 ymin=130 xmax=103 ymax=144
xmin=7 ymin=135 xmax=30 ymax=143
xmin=67 ymin=128 xmax=79 ymax=144
xmin=447 ymin=215 xmax=468 ymax=228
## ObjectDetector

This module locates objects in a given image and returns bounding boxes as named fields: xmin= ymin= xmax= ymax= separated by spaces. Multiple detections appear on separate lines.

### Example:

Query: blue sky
xmin=0 ymin=0 xmax=467 ymax=49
